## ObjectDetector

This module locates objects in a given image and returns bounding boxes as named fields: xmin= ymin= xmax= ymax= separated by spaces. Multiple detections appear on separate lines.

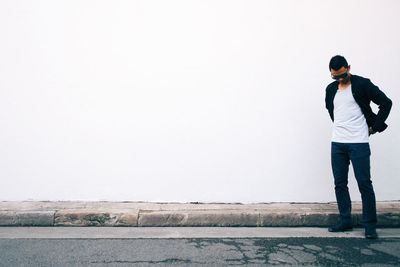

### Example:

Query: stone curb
xmin=0 ymin=201 xmax=399 ymax=227
xmin=138 ymin=211 xmax=400 ymax=227
xmin=0 ymin=211 xmax=55 ymax=226
xmin=54 ymin=210 xmax=139 ymax=227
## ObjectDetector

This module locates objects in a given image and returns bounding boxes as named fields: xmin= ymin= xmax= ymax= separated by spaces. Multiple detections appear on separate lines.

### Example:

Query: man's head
xmin=329 ymin=55 xmax=351 ymax=83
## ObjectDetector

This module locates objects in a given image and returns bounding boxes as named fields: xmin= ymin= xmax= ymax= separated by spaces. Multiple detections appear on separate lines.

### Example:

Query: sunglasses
xmin=332 ymin=72 xmax=348 ymax=80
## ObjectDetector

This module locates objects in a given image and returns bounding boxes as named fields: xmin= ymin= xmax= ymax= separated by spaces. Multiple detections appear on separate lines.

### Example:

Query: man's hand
xmin=369 ymin=127 xmax=377 ymax=136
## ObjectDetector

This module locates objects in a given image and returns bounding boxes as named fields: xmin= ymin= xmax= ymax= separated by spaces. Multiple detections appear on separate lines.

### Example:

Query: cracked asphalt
xmin=1 ymin=237 xmax=400 ymax=266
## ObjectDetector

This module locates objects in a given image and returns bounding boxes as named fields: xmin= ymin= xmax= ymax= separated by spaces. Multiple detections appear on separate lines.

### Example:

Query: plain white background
xmin=0 ymin=0 xmax=399 ymax=202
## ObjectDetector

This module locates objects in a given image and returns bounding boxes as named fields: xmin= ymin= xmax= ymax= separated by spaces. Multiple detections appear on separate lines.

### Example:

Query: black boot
xmin=365 ymin=226 xmax=378 ymax=239
xmin=328 ymin=222 xmax=353 ymax=232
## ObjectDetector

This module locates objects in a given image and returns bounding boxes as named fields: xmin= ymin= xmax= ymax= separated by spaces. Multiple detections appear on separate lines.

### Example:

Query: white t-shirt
xmin=331 ymin=85 xmax=369 ymax=143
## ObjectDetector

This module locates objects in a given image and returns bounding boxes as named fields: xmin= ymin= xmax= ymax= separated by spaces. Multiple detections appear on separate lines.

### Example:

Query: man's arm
xmin=366 ymin=79 xmax=392 ymax=132
xmin=325 ymin=86 xmax=334 ymax=122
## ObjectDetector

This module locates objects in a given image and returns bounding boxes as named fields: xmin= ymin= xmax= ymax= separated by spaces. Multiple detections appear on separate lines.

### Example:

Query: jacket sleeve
xmin=325 ymin=86 xmax=334 ymax=121
xmin=366 ymin=79 xmax=392 ymax=132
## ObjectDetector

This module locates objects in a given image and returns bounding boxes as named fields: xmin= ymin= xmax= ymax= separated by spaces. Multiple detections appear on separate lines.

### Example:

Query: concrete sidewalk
xmin=0 ymin=201 xmax=399 ymax=227
xmin=2 ymin=227 xmax=400 ymax=238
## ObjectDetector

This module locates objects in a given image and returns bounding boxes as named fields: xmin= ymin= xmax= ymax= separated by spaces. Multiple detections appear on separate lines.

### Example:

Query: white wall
xmin=1 ymin=0 xmax=399 ymax=203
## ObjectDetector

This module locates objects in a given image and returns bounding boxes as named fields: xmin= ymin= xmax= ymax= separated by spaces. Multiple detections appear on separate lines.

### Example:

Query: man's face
xmin=330 ymin=66 xmax=351 ymax=83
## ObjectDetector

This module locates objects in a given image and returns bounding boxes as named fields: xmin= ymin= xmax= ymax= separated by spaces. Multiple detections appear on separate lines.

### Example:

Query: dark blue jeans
xmin=331 ymin=142 xmax=377 ymax=227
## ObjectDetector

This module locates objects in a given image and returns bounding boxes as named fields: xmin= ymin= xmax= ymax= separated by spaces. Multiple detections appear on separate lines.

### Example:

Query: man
xmin=325 ymin=55 xmax=392 ymax=239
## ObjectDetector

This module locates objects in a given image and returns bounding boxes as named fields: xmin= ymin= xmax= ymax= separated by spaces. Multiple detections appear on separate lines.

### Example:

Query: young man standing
xmin=325 ymin=55 xmax=392 ymax=239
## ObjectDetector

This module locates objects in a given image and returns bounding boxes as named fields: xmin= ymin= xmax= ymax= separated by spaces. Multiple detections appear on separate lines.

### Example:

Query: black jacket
xmin=325 ymin=75 xmax=392 ymax=133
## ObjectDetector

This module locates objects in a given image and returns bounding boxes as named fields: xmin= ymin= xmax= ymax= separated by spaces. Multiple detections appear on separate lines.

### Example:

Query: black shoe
xmin=328 ymin=223 xmax=353 ymax=232
xmin=365 ymin=227 xmax=378 ymax=239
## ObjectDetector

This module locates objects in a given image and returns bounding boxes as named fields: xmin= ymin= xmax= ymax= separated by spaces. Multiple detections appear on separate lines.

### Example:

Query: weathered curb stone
xmin=138 ymin=210 xmax=260 ymax=226
xmin=258 ymin=212 xmax=339 ymax=227
xmin=0 ymin=211 xmax=54 ymax=226
xmin=54 ymin=210 xmax=138 ymax=226
xmin=0 ymin=212 xmax=15 ymax=225
xmin=376 ymin=213 xmax=400 ymax=227
xmin=0 ymin=201 xmax=399 ymax=227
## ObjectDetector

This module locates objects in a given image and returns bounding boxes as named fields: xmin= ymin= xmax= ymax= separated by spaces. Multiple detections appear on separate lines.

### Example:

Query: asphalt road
xmin=1 ymin=228 xmax=400 ymax=266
